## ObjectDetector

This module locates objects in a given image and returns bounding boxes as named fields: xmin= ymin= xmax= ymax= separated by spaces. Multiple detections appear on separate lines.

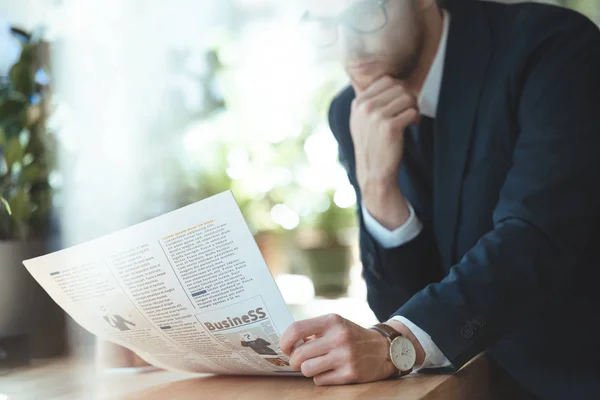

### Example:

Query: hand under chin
xmin=350 ymin=71 xmax=388 ymax=92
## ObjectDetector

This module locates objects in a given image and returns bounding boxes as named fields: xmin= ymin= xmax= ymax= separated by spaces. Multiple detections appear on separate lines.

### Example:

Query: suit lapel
xmin=434 ymin=1 xmax=492 ymax=267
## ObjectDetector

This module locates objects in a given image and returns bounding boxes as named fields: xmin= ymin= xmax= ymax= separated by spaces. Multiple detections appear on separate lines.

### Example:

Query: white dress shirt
xmin=361 ymin=11 xmax=453 ymax=372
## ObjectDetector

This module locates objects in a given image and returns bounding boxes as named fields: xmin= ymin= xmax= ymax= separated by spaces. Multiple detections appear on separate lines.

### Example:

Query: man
xmin=240 ymin=333 xmax=279 ymax=356
xmin=279 ymin=1 xmax=600 ymax=399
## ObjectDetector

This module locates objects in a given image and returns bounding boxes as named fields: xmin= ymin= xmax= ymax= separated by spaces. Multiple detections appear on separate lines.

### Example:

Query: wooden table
xmin=0 ymin=353 xmax=492 ymax=400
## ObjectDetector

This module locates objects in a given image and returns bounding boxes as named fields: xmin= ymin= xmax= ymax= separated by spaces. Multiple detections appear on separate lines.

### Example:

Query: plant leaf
xmin=19 ymin=44 xmax=37 ymax=64
xmin=0 ymin=127 xmax=5 ymax=147
xmin=4 ymin=138 xmax=24 ymax=168
xmin=0 ymin=97 xmax=28 ymax=119
xmin=0 ymin=97 xmax=28 ymax=137
xmin=9 ymin=61 xmax=35 ymax=99
xmin=0 ymin=85 xmax=11 ymax=101
xmin=18 ymin=163 xmax=41 ymax=185
xmin=0 ymin=196 xmax=11 ymax=216
xmin=8 ymin=188 xmax=32 ymax=223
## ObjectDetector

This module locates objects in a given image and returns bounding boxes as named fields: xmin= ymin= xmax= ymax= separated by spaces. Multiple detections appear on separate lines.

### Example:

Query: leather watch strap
xmin=370 ymin=323 xmax=403 ymax=342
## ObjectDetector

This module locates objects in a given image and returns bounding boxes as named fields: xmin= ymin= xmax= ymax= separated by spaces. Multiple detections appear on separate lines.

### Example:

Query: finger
xmin=391 ymin=107 xmax=419 ymax=129
xmin=300 ymin=354 xmax=335 ymax=378
xmin=289 ymin=336 xmax=334 ymax=370
xmin=313 ymin=369 xmax=348 ymax=386
xmin=280 ymin=315 xmax=340 ymax=356
xmin=315 ymin=365 xmax=362 ymax=386
xmin=361 ymin=86 xmax=415 ymax=115
xmin=355 ymin=76 xmax=399 ymax=104
xmin=379 ymin=93 xmax=418 ymax=118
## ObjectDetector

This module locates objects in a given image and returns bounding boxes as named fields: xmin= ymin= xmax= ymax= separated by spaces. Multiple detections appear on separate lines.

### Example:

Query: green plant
xmin=176 ymin=33 xmax=357 ymax=245
xmin=0 ymin=30 xmax=54 ymax=240
xmin=309 ymin=190 xmax=357 ymax=247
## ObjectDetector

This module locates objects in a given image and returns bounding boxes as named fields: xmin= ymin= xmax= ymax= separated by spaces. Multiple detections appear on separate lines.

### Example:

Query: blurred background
xmin=0 ymin=0 xmax=599 ymax=387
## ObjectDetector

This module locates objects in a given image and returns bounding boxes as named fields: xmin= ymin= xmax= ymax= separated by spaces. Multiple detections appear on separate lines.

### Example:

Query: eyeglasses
xmin=300 ymin=0 xmax=389 ymax=48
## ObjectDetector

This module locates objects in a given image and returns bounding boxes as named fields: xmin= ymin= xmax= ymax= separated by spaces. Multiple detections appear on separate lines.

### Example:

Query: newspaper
xmin=23 ymin=191 xmax=300 ymax=375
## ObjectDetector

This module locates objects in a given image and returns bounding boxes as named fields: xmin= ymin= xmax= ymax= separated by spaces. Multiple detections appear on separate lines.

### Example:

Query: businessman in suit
xmin=280 ymin=1 xmax=600 ymax=399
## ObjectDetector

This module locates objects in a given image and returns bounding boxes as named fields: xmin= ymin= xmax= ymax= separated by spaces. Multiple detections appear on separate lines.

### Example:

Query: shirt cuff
xmin=361 ymin=201 xmax=423 ymax=249
xmin=389 ymin=316 xmax=453 ymax=373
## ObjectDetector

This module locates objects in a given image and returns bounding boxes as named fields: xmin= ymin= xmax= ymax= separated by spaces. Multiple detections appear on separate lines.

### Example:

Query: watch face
xmin=390 ymin=336 xmax=416 ymax=372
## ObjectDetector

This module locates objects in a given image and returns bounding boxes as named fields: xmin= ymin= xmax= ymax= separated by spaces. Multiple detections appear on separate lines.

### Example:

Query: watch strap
xmin=370 ymin=323 xmax=413 ymax=377
xmin=370 ymin=323 xmax=403 ymax=341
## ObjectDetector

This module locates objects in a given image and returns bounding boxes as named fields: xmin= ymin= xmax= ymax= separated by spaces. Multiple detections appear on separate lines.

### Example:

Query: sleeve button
xmin=461 ymin=325 xmax=474 ymax=339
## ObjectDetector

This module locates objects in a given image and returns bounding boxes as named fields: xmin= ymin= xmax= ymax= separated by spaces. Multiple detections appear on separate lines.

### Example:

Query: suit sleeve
xmin=394 ymin=13 xmax=600 ymax=369
xmin=328 ymin=92 xmax=445 ymax=322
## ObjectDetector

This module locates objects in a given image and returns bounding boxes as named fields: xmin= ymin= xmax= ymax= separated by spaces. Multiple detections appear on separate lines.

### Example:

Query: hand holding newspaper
xmin=23 ymin=191 xmax=300 ymax=375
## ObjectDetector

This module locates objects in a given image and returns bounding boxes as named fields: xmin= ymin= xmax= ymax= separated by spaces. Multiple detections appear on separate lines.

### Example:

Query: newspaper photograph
xmin=22 ymin=190 xmax=300 ymax=376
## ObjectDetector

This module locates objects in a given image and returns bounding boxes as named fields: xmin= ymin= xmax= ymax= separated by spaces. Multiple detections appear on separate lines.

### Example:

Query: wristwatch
xmin=370 ymin=323 xmax=417 ymax=377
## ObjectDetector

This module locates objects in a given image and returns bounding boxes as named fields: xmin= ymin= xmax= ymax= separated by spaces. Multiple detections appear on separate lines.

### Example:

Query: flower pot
xmin=0 ymin=240 xmax=66 ymax=362
xmin=254 ymin=231 xmax=286 ymax=277
xmin=301 ymin=245 xmax=352 ymax=298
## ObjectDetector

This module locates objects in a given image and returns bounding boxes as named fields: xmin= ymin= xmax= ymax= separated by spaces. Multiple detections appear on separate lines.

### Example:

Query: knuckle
xmin=406 ymin=108 xmax=419 ymax=122
xmin=290 ymin=348 xmax=304 ymax=364
xmin=362 ymin=100 xmax=376 ymax=113
xmin=340 ymin=328 xmax=352 ymax=342
xmin=401 ymin=93 xmax=416 ymax=106
xmin=345 ymin=368 xmax=360 ymax=383
xmin=333 ymin=333 xmax=345 ymax=347
xmin=396 ymin=109 xmax=417 ymax=127
xmin=326 ymin=313 xmax=343 ymax=325
xmin=287 ymin=323 xmax=300 ymax=339
xmin=381 ymin=76 xmax=394 ymax=86
xmin=289 ymin=356 xmax=301 ymax=371
xmin=335 ymin=330 xmax=352 ymax=346
xmin=301 ymin=361 xmax=314 ymax=377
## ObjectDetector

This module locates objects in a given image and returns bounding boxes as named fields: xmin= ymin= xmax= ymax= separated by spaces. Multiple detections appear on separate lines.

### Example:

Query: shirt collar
xmin=418 ymin=10 xmax=451 ymax=119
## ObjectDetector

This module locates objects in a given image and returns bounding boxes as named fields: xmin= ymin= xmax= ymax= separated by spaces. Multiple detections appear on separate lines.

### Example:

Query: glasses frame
xmin=301 ymin=0 xmax=390 ymax=48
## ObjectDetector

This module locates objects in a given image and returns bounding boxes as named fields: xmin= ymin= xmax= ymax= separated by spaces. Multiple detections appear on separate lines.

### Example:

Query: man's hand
xmin=280 ymin=314 xmax=398 ymax=386
xmin=351 ymin=76 xmax=419 ymax=230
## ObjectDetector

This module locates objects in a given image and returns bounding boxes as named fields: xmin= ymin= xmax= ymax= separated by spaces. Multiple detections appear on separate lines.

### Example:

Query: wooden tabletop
xmin=0 ymin=353 xmax=491 ymax=400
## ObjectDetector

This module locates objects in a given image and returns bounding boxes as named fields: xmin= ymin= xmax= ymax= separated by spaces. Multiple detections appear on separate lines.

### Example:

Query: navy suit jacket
xmin=328 ymin=1 xmax=600 ymax=399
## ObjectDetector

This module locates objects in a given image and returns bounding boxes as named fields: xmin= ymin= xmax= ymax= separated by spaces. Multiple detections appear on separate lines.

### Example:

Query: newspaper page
xmin=22 ymin=191 xmax=300 ymax=376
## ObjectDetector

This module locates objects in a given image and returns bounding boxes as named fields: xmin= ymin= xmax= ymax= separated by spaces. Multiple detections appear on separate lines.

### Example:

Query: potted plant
xmin=173 ymin=35 xmax=357 ymax=291
xmin=0 ymin=24 xmax=65 ymax=363
xmin=296 ymin=190 xmax=358 ymax=298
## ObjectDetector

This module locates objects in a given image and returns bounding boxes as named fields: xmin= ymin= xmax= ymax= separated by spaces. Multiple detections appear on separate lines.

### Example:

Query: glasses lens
xmin=345 ymin=1 xmax=387 ymax=33
xmin=300 ymin=18 xmax=338 ymax=48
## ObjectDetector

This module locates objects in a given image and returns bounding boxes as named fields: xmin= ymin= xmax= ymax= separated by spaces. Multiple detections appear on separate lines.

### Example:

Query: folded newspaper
xmin=23 ymin=190 xmax=301 ymax=375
